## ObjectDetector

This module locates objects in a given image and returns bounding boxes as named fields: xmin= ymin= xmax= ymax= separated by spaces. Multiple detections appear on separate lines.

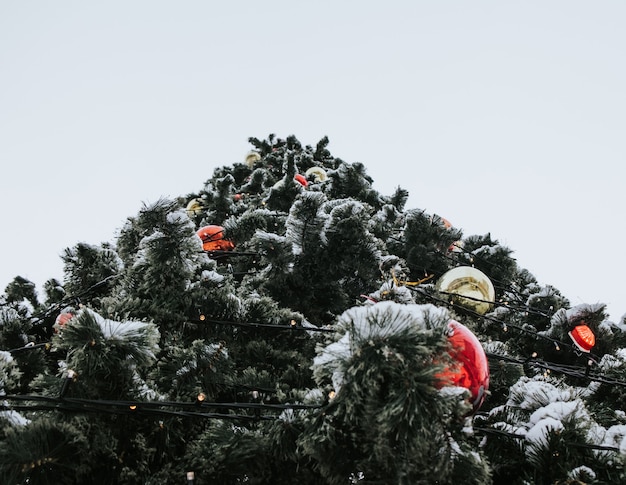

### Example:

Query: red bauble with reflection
xmin=435 ymin=319 xmax=490 ymax=412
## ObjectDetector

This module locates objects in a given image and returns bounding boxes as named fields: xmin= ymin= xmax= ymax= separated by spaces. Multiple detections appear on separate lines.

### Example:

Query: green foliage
xmin=0 ymin=308 xmax=48 ymax=391
xmin=53 ymin=308 xmax=159 ymax=399
xmin=303 ymin=302 xmax=488 ymax=484
xmin=0 ymin=419 xmax=89 ymax=485
xmin=1 ymin=134 xmax=625 ymax=484
xmin=4 ymin=276 xmax=39 ymax=309
xmin=61 ymin=242 xmax=121 ymax=304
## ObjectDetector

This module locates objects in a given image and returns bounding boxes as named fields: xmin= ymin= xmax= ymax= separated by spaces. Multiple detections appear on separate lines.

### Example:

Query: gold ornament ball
xmin=305 ymin=166 xmax=328 ymax=182
xmin=186 ymin=199 xmax=204 ymax=218
xmin=245 ymin=151 xmax=261 ymax=168
xmin=436 ymin=266 xmax=495 ymax=315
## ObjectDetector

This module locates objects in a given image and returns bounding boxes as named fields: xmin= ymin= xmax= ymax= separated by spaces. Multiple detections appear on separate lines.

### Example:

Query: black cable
xmin=409 ymin=285 xmax=601 ymax=362
xmin=8 ymin=342 xmax=51 ymax=354
xmin=1 ymin=394 xmax=322 ymax=412
xmin=473 ymin=426 xmax=621 ymax=453
xmin=190 ymin=316 xmax=336 ymax=333
xmin=0 ymin=403 xmax=275 ymax=421
xmin=486 ymin=351 xmax=626 ymax=388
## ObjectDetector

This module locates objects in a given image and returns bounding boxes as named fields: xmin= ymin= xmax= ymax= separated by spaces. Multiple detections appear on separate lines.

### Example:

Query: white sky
xmin=1 ymin=2 xmax=625 ymax=320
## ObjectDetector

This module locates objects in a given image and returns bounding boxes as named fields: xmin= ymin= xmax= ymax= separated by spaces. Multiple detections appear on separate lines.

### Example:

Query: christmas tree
xmin=1 ymin=134 xmax=625 ymax=484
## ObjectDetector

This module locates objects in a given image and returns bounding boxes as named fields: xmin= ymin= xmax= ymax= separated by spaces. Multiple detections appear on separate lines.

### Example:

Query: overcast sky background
xmin=1 ymin=2 xmax=624 ymax=321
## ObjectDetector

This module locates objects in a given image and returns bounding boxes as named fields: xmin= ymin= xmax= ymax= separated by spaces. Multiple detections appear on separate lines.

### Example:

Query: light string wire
xmin=3 ymin=237 xmax=624 ymax=451
xmin=386 ymin=231 xmax=556 ymax=319
xmin=437 ymin=244 xmax=556 ymax=319
xmin=190 ymin=315 xmax=336 ymax=333
xmin=408 ymin=285 xmax=599 ymax=362
xmin=482 ymin=351 xmax=626 ymax=387
xmin=0 ymin=393 xmax=323 ymax=421
xmin=0 ymin=403 xmax=275 ymax=422
xmin=25 ymin=274 xmax=120 ymax=332
xmin=10 ymin=294 xmax=626 ymax=389
xmin=1 ymin=394 xmax=321 ymax=412
xmin=403 ymin=243 xmax=626 ymax=452
xmin=471 ymin=426 xmax=621 ymax=453
xmin=409 ymin=286 xmax=626 ymax=387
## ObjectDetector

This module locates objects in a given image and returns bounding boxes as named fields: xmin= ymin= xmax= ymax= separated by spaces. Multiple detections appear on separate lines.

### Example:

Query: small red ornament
xmin=569 ymin=324 xmax=595 ymax=352
xmin=436 ymin=216 xmax=462 ymax=253
xmin=54 ymin=312 xmax=74 ymax=333
xmin=196 ymin=225 xmax=235 ymax=252
xmin=294 ymin=174 xmax=308 ymax=187
xmin=435 ymin=320 xmax=490 ymax=412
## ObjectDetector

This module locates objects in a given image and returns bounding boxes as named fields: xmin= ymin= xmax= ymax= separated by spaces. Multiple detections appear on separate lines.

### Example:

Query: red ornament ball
xmin=55 ymin=312 xmax=74 ymax=327
xmin=294 ymin=174 xmax=308 ymax=187
xmin=54 ymin=312 xmax=75 ymax=333
xmin=569 ymin=324 xmax=596 ymax=352
xmin=196 ymin=225 xmax=235 ymax=252
xmin=435 ymin=320 xmax=490 ymax=412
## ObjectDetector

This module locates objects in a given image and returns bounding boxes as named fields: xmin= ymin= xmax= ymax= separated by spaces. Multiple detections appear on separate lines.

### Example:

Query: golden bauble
xmin=245 ymin=151 xmax=261 ymax=168
xmin=186 ymin=198 xmax=203 ymax=218
xmin=436 ymin=266 xmax=495 ymax=315
xmin=305 ymin=166 xmax=328 ymax=182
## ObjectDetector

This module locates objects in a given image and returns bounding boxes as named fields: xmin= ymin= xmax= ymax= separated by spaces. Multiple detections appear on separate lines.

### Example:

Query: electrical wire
xmin=408 ymin=285 xmax=602 ymax=362
xmin=435 ymin=247 xmax=556 ymax=319
xmin=191 ymin=316 xmax=336 ymax=333
xmin=485 ymin=351 xmax=626 ymax=388
xmin=473 ymin=426 xmax=621 ymax=453
xmin=0 ymin=393 xmax=321 ymax=421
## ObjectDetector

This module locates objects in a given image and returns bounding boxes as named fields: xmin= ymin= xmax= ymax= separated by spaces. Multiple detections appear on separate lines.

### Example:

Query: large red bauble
xmin=435 ymin=320 xmax=490 ymax=412
xmin=196 ymin=225 xmax=235 ymax=252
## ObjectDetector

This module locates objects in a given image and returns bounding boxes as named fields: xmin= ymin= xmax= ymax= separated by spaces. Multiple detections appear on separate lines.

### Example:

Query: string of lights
xmin=191 ymin=315 xmax=336 ymax=333
xmin=408 ymin=285 xmax=594 ymax=359
xmin=205 ymin=250 xmax=259 ymax=259
xmin=0 ymin=402 xmax=276 ymax=422
xmin=4 ymin=236 xmax=624 ymax=461
xmin=0 ymin=391 xmax=322 ymax=422
xmin=8 ymin=342 xmax=51 ymax=354
xmin=472 ymin=426 xmax=621 ymax=453
xmin=11 ymin=297 xmax=626 ymax=389
xmin=26 ymin=274 xmax=119 ymax=331
xmin=403 ymin=285 xmax=626 ymax=388
xmin=483 ymin=351 xmax=626 ymax=388
xmin=2 ymin=393 xmax=322 ymax=412
xmin=436 ymin=245 xmax=556 ymax=319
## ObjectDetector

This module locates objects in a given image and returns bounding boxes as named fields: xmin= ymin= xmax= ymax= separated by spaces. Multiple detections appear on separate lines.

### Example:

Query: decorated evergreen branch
xmin=1 ymin=134 xmax=626 ymax=484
